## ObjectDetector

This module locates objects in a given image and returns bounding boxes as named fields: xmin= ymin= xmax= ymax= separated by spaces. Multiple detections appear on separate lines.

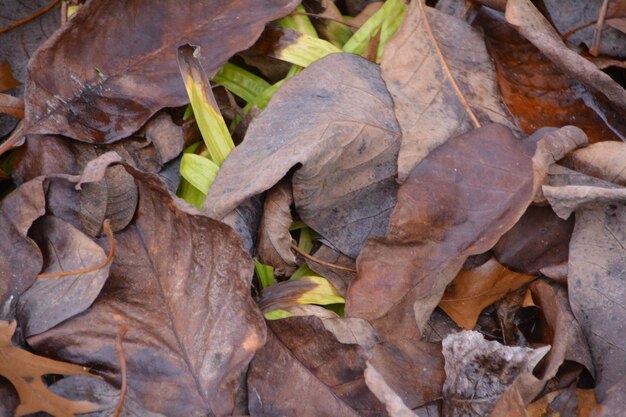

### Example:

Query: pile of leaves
xmin=0 ymin=0 xmax=625 ymax=416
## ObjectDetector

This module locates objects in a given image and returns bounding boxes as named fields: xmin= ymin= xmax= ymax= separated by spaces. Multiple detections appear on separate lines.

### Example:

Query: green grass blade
xmin=178 ymin=178 xmax=207 ymax=208
xmin=180 ymin=153 xmax=220 ymax=195
xmin=377 ymin=0 xmax=408 ymax=62
xmin=254 ymin=259 xmax=277 ymax=289
xmin=177 ymin=45 xmax=234 ymax=166
xmin=212 ymin=62 xmax=271 ymax=103
xmin=277 ymin=32 xmax=341 ymax=67
xmin=279 ymin=5 xmax=318 ymax=37
xmin=265 ymin=309 xmax=295 ymax=320
xmin=293 ymin=276 xmax=345 ymax=306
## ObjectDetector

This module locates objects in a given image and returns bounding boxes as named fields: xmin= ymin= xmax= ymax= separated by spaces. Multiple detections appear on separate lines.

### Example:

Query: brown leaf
xmin=0 ymin=177 xmax=45 ymax=320
xmin=566 ymin=141 xmax=626 ymax=186
xmin=247 ymin=316 xmax=386 ymax=417
xmin=0 ymin=320 xmax=97 ymax=417
xmin=567 ymin=193 xmax=626 ymax=400
xmin=141 ymin=113 xmax=185 ymax=165
xmin=442 ymin=330 xmax=549 ymax=417
xmin=206 ymin=53 xmax=401 ymax=258
xmin=27 ymin=168 xmax=266 ymax=417
xmin=0 ymin=92 xmax=23 ymax=118
xmin=257 ymin=180 xmax=297 ymax=276
xmin=363 ymin=364 xmax=416 ymax=417
xmin=477 ymin=10 xmax=626 ymax=143
xmin=505 ymin=0 xmax=626 ymax=114
xmin=380 ymin=0 xmax=517 ymax=181
xmin=306 ymin=244 xmax=356 ymax=296
xmin=0 ymin=60 xmax=20 ymax=91
xmin=24 ymin=0 xmax=298 ymax=143
xmin=527 ymin=387 xmax=597 ymax=417
xmin=438 ymin=258 xmax=536 ymax=330
xmin=591 ymin=376 xmax=626 ymax=417
xmin=17 ymin=216 xmax=112 ymax=337
xmin=493 ymin=205 xmax=574 ymax=275
xmin=347 ymin=125 xmax=585 ymax=341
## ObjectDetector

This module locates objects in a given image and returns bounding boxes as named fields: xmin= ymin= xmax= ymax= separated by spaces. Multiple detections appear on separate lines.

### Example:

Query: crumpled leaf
xmin=477 ymin=9 xmax=626 ymax=143
xmin=0 ymin=320 xmax=97 ymax=417
xmin=24 ymin=0 xmax=299 ymax=142
xmin=347 ymin=125 xmax=586 ymax=342
xmin=257 ymin=180 xmax=297 ymax=276
xmin=442 ymin=330 xmax=549 ymax=417
xmin=493 ymin=205 xmax=574 ymax=275
xmin=438 ymin=258 xmax=536 ymax=330
xmin=141 ymin=113 xmax=185 ymax=165
xmin=247 ymin=316 xmax=386 ymax=417
xmin=527 ymin=387 xmax=597 ymax=417
xmin=505 ymin=0 xmax=626 ymax=115
xmin=27 ymin=168 xmax=266 ymax=417
xmin=566 ymin=141 xmax=626 ymax=186
xmin=206 ymin=53 xmax=400 ymax=257
xmin=257 ymin=276 xmax=344 ymax=314
xmin=380 ymin=0 xmax=516 ymax=180
xmin=0 ymin=177 xmax=45 ymax=320
xmin=17 ymin=215 xmax=112 ymax=337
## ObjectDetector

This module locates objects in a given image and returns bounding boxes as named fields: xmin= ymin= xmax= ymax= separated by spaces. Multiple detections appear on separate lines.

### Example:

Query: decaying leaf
xmin=206 ymin=53 xmax=400 ymax=258
xmin=0 ymin=320 xmax=97 ymax=417
xmin=248 ymin=316 xmax=386 ymax=417
xmin=17 ymin=215 xmax=112 ymax=337
xmin=438 ymin=258 xmax=536 ymax=330
xmin=493 ymin=205 xmax=574 ymax=275
xmin=0 ymin=60 xmax=20 ymax=91
xmin=477 ymin=9 xmax=626 ymax=143
xmin=24 ymin=0 xmax=299 ymax=142
xmin=566 ymin=141 xmax=626 ymax=186
xmin=27 ymin=168 xmax=266 ymax=417
xmin=141 ymin=113 xmax=185 ymax=165
xmin=257 ymin=180 xmax=298 ymax=276
xmin=257 ymin=275 xmax=344 ymax=314
xmin=0 ymin=177 xmax=45 ymax=320
xmin=306 ymin=244 xmax=356 ymax=296
xmin=442 ymin=330 xmax=549 ymax=417
xmin=591 ymin=376 xmax=626 ymax=417
xmin=364 ymin=364 xmax=415 ymax=417
xmin=380 ymin=0 xmax=516 ymax=180
xmin=527 ymin=386 xmax=597 ymax=417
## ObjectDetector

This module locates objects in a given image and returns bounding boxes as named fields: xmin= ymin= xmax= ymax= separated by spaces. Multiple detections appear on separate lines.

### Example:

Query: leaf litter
xmin=0 ymin=0 xmax=625 ymax=416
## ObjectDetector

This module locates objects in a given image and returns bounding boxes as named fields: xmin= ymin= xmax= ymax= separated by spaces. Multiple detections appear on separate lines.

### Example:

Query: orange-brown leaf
xmin=0 ymin=60 xmax=20 ymax=91
xmin=0 ymin=320 xmax=97 ymax=417
xmin=438 ymin=258 xmax=535 ymax=329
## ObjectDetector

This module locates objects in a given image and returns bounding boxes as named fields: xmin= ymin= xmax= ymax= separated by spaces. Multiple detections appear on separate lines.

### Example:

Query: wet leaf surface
xmin=27 ymin=168 xmax=266 ymax=417
xmin=24 ymin=0 xmax=298 ymax=142
xmin=207 ymin=53 xmax=400 ymax=258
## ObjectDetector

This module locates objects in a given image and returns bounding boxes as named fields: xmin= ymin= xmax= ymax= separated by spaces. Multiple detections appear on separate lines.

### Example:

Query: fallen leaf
xmin=17 ymin=215 xmax=112 ymax=337
xmin=347 ymin=125 xmax=586 ymax=341
xmin=493 ymin=205 xmax=574 ymax=275
xmin=477 ymin=9 xmax=626 ymax=143
xmin=27 ymin=168 xmax=266 ymax=417
xmin=0 ymin=177 xmax=45 ymax=320
xmin=257 ymin=276 xmax=344 ymax=314
xmin=306 ymin=244 xmax=356 ymax=296
xmin=442 ymin=330 xmax=549 ymax=417
xmin=141 ymin=113 xmax=185 ymax=165
xmin=364 ymin=364 xmax=415 ymax=417
xmin=0 ymin=320 xmax=97 ymax=417
xmin=206 ymin=53 xmax=401 ymax=258
xmin=0 ymin=92 xmax=23 ymax=118
xmin=380 ymin=0 xmax=516 ymax=180
xmin=505 ymin=0 xmax=626 ymax=115
xmin=0 ymin=60 xmax=20 ymax=91
xmin=566 ymin=141 xmax=626 ymax=186
xmin=527 ymin=386 xmax=597 ymax=417
xmin=590 ymin=376 xmax=626 ymax=417
xmin=438 ymin=258 xmax=536 ymax=330
xmin=247 ymin=316 xmax=386 ymax=417
xmin=24 ymin=0 xmax=299 ymax=142
xmin=257 ymin=180 xmax=298 ymax=276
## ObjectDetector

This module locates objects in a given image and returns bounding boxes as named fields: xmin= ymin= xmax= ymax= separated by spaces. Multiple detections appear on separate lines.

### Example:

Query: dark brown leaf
xmin=27 ymin=168 xmax=266 ymax=417
xmin=307 ymin=244 xmax=356 ymax=296
xmin=17 ymin=215 xmax=111 ymax=337
xmin=206 ymin=53 xmax=401 ymax=258
xmin=380 ymin=0 xmax=516 ymax=180
xmin=0 ymin=60 xmax=20 ymax=92
xmin=247 ymin=316 xmax=386 ymax=417
xmin=141 ymin=113 xmax=184 ymax=165
xmin=257 ymin=180 xmax=297 ymax=276
xmin=442 ymin=330 xmax=549 ymax=417
xmin=493 ymin=205 xmax=574 ymax=275
xmin=24 ymin=0 xmax=298 ymax=143
xmin=0 ymin=177 xmax=45 ymax=320
xmin=477 ymin=10 xmax=626 ymax=143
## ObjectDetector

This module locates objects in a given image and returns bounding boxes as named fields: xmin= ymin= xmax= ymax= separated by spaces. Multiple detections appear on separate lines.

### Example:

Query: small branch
xmin=560 ymin=20 xmax=596 ymax=41
xmin=590 ymin=0 xmax=610 ymax=56
xmin=37 ymin=219 xmax=115 ymax=279
xmin=290 ymin=244 xmax=357 ymax=273
xmin=113 ymin=324 xmax=129 ymax=417
xmin=0 ymin=0 xmax=61 ymax=35
xmin=418 ymin=0 xmax=480 ymax=128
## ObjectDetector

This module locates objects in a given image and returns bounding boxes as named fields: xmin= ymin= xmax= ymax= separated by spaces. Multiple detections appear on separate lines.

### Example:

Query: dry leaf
xmin=566 ymin=141 xmax=626 ymax=186
xmin=0 ymin=92 xmax=24 ymax=119
xmin=438 ymin=258 xmax=536 ymax=330
xmin=527 ymin=387 xmax=597 ymax=417
xmin=0 ymin=320 xmax=97 ymax=417
xmin=24 ymin=0 xmax=299 ymax=142
xmin=0 ymin=60 xmax=20 ymax=91
xmin=380 ymin=0 xmax=517 ymax=180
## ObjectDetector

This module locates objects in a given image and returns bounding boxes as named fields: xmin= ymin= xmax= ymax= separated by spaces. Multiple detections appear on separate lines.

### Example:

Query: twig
xmin=291 ymin=12 xmax=360 ymax=29
xmin=37 ymin=219 xmax=115 ymax=279
xmin=560 ymin=20 xmax=596 ymax=41
xmin=290 ymin=244 xmax=357 ymax=273
xmin=0 ymin=122 xmax=25 ymax=158
xmin=590 ymin=0 xmax=610 ymax=56
xmin=0 ymin=0 xmax=61 ymax=35
xmin=113 ymin=324 xmax=129 ymax=417
xmin=417 ymin=0 xmax=480 ymax=128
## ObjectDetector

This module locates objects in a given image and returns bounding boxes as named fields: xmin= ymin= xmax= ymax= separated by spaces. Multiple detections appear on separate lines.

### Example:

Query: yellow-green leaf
xmin=180 ymin=153 xmax=219 ymax=195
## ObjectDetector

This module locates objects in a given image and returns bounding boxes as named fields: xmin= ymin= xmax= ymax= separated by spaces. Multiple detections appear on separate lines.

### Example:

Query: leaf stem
xmin=113 ymin=324 xmax=129 ymax=417
xmin=290 ymin=244 xmax=357 ymax=273
xmin=0 ymin=0 xmax=61 ymax=35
